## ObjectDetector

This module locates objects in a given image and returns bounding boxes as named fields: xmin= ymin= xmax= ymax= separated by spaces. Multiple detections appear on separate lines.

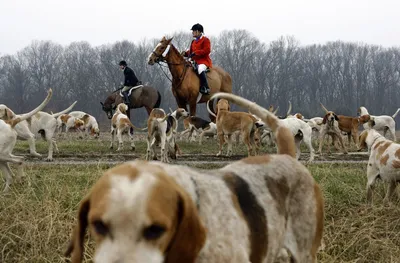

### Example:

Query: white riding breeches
xmin=198 ymin=64 xmax=207 ymax=74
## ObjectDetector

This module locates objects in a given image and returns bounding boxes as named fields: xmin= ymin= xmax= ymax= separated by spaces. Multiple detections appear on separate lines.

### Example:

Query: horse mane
xmin=104 ymin=93 xmax=117 ymax=105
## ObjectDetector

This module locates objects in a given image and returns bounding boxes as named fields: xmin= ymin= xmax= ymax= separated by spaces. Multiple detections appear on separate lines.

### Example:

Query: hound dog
xmin=180 ymin=116 xmax=210 ymax=142
xmin=180 ymin=116 xmax=216 ymax=144
xmin=305 ymin=117 xmax=324 ymax=139
xmin=208 ymin=99 xmax=258 ymax=157
xmin=110 ymin=104 xmax=146 ymax=151
xmin=69 ymin=111 xmax=101 ymax=138
xmin=358 ymin=128 xmax=400 ymax=204
xmin=57 ymin=114 xmax=85 ymax=134
xmin=65 ymin=93 xmax=324 ymax=263
xmin=0 ymin=89 xmax=52 ymax=192
xmin=0 ymin=100 xmax=75 ymax=161
xmin=146 ymin=108 xmax=188 ymax=163
xmin=358 ymin=106 xmax=400 ymax=141
xmin=318 ymin=104 xmax=347 ymax=154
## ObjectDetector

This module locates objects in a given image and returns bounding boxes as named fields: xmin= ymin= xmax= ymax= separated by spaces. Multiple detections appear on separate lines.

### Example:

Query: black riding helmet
xmin=191 ymin=23 xmax=204 ymax=33
xmin=119 ymin=60 xmax=127 ymax=66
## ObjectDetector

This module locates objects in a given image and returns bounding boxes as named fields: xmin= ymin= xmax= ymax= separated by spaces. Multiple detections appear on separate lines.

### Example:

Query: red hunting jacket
xmin=185 ymin=35 xmax=213 ymax=68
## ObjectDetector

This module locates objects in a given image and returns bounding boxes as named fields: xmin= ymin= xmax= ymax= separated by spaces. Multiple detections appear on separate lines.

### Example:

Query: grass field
xmin=1 ymin=135 xmax=400 ymax=262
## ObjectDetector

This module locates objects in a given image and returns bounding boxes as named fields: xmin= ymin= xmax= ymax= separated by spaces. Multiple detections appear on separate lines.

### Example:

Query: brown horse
xmin=147 ymin=37 xmax=232 ymax=119
xmin=100 ymin=86 xmax=161 ymax=120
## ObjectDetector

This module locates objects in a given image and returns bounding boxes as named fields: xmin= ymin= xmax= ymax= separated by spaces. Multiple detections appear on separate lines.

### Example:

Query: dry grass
xmin=1 ymin=133 xmax=400 ymax=262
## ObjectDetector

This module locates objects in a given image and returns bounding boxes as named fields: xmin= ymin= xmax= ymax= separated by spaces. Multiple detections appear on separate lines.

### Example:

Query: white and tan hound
xmin=0 ymin=89 xmax=52 ymax=192
xmin=358 ymin=128 xmax=400 ymax=204
xmin=358 ymin=106 xmax=400 ymax=141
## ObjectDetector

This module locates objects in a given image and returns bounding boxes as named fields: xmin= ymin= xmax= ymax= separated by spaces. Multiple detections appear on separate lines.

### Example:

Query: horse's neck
xmin=105 ymin=96 xmax=116 ymax=105
xmin=166 ymin=48 xmax=186 ymax=82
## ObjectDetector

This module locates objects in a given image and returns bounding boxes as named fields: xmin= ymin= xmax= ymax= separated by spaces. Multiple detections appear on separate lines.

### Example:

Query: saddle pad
xmin=119 ymin=85 xmax=143 ymax=97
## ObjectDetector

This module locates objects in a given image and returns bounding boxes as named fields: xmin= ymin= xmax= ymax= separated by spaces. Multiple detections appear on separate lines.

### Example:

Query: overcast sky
xmin=1 ymin=0 xmax=399 ymax=55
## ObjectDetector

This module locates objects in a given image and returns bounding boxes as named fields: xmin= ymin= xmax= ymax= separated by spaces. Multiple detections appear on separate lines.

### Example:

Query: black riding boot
xmin=198 ymin=71 xmax=210 ymax=95
xmin=122 ymin=91 xmax=131 ymax=108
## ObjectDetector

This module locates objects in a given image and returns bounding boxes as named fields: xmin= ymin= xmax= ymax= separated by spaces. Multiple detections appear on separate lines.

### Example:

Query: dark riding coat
xmin=124 ymin=66 xmax=140 ymax=87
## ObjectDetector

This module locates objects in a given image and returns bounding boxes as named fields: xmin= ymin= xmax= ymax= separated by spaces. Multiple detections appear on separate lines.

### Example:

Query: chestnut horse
xmin=147 ymin=37 xmax=232 ymax=119
xmin=100 ymin=86 xmax=161 ymax=120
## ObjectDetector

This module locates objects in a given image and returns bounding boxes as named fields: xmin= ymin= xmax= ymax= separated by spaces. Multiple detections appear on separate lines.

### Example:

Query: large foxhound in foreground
xmin=66 ymin=93 xmax=324 ymax=263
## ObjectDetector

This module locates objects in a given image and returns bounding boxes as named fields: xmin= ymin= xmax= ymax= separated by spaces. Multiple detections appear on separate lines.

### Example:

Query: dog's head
xmin=358 ymin=114 xmax=370 ymax=124
xmin=117 ymin=104 xmax=129 ymax=115
xmin=295 ymin=113 xmax=304 ymax=120
xmin=322 ymin=112 xmax=339 ymax=124
xmin=65 ymin=162 xmax=206 ymax=263
xmin=0 ymin=105 xmax=16 ymax=120
xmin=173 ymin=108 xmax=189 ymax=120
xmin=91 ymin=127 xmax=100 ymax=138
xmin=217 ymin=99 xmax=230 ymax=112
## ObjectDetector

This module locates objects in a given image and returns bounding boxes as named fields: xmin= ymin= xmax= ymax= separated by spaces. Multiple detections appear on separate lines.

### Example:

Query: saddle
xmin=119 ymin=85 xmax=143 ymax=97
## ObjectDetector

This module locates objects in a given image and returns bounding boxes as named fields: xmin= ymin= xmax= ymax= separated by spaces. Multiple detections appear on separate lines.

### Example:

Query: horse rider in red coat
xmin=181 ymin=23 xmax=212 ymax=95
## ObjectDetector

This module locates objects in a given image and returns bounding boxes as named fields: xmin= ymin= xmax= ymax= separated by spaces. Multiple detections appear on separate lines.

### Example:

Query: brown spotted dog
xmin=318 ymin=103 xmax=348 ymax=155
xmin=57 ymin=114 xmax=85 ymax=134
xmin=214 ymin=99 xmax=258 ymax=157
xmin=358 ymin=128 xmax=400 ymax=204
xmin=180 ymin=116 xmax=215 ymax=143
xmin=146 ymin=108 xmax=188 ymax=162
xmin=110 ymin=103 xmax=145 ymax=151
xmin=65 ymin=93 xmax=324 ymax=263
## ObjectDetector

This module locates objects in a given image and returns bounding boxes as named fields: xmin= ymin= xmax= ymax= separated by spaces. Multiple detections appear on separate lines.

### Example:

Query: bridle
xmin=152 ymin=43 xmax=189 ymax=89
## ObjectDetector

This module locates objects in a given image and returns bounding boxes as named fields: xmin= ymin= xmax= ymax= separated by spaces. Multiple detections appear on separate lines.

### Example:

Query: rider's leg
xmin=121 ymin=86 xmax=131 ymax=107
xmin=198 ymin=64 xmax=210 ymax=95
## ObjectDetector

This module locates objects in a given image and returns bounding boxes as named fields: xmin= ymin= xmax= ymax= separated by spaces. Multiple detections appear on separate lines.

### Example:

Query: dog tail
xmin=127 ymin=120 xmax=147 ymax=131
xmin=10 ymin=89 xmax=53 ymax=128
xmin=392 ymin=108 xmax=400 ymax=119
xmin=211 ymin=93 xmax=295 ymax=158
xmin=286 ymin=101 xmax=292 ymax=117
xmin=207 ymin=100 xmax=217 ymax=118
xmin=51 ymin=101 xmax=77 ymax=118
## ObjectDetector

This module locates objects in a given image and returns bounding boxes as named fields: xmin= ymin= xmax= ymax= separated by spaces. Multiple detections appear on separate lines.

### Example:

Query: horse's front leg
xmin=189 ymin=102 xmax=197 ymax=117
xmin=176 ymin=98 xmax=188 ymax=113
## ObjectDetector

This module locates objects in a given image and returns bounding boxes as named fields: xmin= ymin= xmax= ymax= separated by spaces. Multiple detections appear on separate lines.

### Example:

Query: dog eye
xmin=143 ymin=224 xmax=166 ymax=240
xmin=93 ymin=220 xmax=109 ymax=236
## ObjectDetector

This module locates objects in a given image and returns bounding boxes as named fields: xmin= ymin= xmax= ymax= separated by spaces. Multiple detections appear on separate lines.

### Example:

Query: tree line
xmin=1 ymin=30 xmax=399 ymax=128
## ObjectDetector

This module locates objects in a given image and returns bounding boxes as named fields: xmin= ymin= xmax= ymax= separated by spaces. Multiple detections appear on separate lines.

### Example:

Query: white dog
xmin=68 ymin=111 xmax=100 ymax=138
xmin=358 ymin=106 xmax=400 ymax=141
xmin=358 ymin=128 xmax=400 ymax=204
xmin=0 ymin=100 xmax=76 ymax=161
xmin=0 ymin=89 xmax=52 ymax=192
xmin=110 ymin=104 xmax=145 ymax=151
xmin=146 ymin=108 xmax=188 ymax=162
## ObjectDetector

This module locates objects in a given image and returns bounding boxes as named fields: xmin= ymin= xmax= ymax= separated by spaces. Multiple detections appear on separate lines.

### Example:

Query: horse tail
xmin=153 ymin=91 xmax=162 ymax=109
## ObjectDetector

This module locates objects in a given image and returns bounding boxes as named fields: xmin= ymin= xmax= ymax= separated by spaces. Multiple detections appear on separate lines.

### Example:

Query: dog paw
xmin=45 ymin=157 xmax=54 ymax=162
xmin=31 ymin=152 xmax=42 ymax=157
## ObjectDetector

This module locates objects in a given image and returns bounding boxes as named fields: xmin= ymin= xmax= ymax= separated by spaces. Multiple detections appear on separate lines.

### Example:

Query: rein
xmin=154 ymin=45 xmax=189 ymax=89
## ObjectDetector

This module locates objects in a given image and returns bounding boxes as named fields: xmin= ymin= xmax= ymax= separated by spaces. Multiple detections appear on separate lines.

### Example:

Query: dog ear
xmin=165 ymin=186 xmax=206 ymax=263
xmin=322 ymin=115 xmax=327 ymax=124
xmin=65 ymin=196 xmax=90 ymax=263
xmin=4 ymin=108 xmax=15 ymax=120
xmin=334 ymin=114 xmax=339 ymax=121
